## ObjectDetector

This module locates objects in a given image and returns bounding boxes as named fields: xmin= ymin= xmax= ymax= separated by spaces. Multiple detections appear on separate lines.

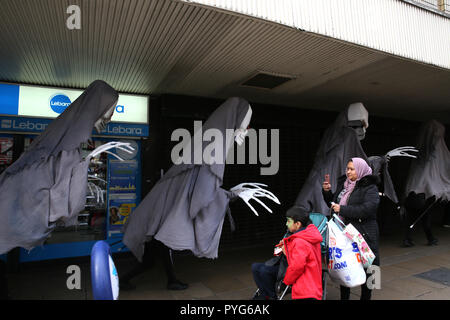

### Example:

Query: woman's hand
xmin=322 ymin=181 xmax=331 ymax=192
xmin=331 ymin=203 xmax=341 ymax=213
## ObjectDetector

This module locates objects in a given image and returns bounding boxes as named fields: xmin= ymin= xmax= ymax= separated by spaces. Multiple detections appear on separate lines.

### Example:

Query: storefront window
xmin=21 ymin=138 xmax=110 ymax=244
xmin=0 ymin=136 xmax=14 ymax=174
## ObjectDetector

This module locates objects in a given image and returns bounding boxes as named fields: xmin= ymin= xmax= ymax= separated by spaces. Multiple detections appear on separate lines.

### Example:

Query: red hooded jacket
xmin=283 ymin=224 xmax=323 ymax=300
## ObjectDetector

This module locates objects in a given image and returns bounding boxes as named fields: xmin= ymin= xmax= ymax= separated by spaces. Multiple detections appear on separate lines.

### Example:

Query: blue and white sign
xmin=0 ymin=116 xmax=50 ymax=132
xmin=0 ymin=83 xmax=19 ymax=115
xmin=0 ymin=83 xmax=148 ymax=124
xmin=0 ymin=82 xmax=149 ymax=137
xmin=97 ymin=122 xmax=149 ymax=137
xmin=0 ymin=115 xmax=148 ymax=137
xmin=49 ymin=94 xmax=72 ymax=114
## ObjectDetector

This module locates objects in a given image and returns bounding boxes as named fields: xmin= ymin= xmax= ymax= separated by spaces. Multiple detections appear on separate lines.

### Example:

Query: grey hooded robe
xmin=0 ymin=80 xmax=118 ymax=254
xmin=295 ymin=106 xmax=398 ymax=216
xmin=404 ymin=120 xmax=450 ymax=202
xmin=122 ymin=97 xmax=251 ymax=262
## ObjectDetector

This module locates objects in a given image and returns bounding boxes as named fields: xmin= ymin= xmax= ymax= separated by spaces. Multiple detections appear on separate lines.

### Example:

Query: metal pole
xmin=279 ymin=285 xmax=290 ymax=300
xmin=409 ymin=200 xmax=437 ymax=229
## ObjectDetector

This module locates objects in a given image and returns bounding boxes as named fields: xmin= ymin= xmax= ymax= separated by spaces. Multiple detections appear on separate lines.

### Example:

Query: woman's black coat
xmin=322 ymin=174 xmax=381 ymax=266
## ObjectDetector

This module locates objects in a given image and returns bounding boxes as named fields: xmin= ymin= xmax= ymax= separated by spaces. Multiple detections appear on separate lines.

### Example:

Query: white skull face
xmin=235 ymin=106 xmax=252 ymax=146
xmin=347 ymin=102 xmax=369 ymax=140
xmin=94 ymin=104 xmax=116 ymax=133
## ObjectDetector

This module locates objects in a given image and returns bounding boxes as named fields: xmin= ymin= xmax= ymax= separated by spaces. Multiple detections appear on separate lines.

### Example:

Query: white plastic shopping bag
xmin=327 ymin=218 xmax=366 ymax=288
xmin=342 ymin=223 xmax=375 ymax=268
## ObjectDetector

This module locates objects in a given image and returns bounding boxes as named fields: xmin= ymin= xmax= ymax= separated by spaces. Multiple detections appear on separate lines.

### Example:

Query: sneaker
xmin=252 ymin=294 xmax=276 ymax=300
xmin=167 ymin=279 xmax=189 ymax=290
xmin=427 ymin=239 xmax=438 ymax=246
xmin=443 ymin=224 xmax=450 ymax=228
xmin=252 ymin=293 xmax=267 ymax=300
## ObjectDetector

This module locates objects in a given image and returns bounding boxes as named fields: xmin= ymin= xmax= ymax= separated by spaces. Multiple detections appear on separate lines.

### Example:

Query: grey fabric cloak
xmin=0 ymin=80 xmax=118 ymax=254
xmin=122 ymin=97 xmax=250 ymax=262
xmin=404 ymin=120 xmax=450 ymax=202
xmin=295 ymin=107 xmax=398 ymax=216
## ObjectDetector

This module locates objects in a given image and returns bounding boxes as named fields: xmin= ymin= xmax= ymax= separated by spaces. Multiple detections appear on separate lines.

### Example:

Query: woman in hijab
xmin=295 ymin=102 xmax=416 ymax=218
xmin=322 ymin=157 xmax=380 ymax=300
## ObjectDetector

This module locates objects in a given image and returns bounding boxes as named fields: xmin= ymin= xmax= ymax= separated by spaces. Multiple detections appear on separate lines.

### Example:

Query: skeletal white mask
xmin=234 ymin=106 xmax=252 ymax=145
xmin=347 ymin=102 xmax=369 ymax=141
xmin=94 ymin=104 xmax=116 ymax=133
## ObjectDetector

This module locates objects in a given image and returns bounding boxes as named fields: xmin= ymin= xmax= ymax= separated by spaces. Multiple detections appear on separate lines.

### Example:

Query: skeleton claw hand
xmin=230 ymin=183 xmax=280 ymax=216
xmin=86 ymin=141 xmax=135 ymax=161
xmin=385 ymin=146 xmax=419 ymax=162
xmin=87 ymin=181 xmax=105 ymax=204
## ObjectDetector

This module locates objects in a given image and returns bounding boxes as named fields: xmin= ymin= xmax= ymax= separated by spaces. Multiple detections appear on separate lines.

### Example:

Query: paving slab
xmin=415 ymin=267 xmax=450 ymax=287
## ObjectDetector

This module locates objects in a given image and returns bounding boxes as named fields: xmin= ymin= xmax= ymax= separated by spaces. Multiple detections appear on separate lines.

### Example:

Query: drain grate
xmin=414 ymin=267 xmax=450 ymax=286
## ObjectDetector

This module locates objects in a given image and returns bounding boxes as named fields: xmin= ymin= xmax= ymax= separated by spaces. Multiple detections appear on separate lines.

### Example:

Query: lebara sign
xmin=0 ymin=115 xmax=149 ymax=137
xmin=0 ymin=83 xmax=149 ymax=124
xmin=49 ymin=94 xmax=72 ymax=114
xmin=0 ymin=83 xmax=149 ymax=137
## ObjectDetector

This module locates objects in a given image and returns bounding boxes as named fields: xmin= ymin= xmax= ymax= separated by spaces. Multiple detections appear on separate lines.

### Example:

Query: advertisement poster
xmin=108 ymin=157 xmax=140 ymax=237
xmin=0 ymin=137 xmax=13 ymax=165
xmin=109 ymin=160 xmax=138 ymax=194
xmin=108 ymin=193 xmax=137 ymax=233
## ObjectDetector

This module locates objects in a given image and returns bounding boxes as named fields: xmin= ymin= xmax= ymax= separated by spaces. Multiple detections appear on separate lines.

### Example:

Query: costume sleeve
xmin=49 ymin=149 xmax=87 ymax=225
xmin=283 ymin=239 xmax=309 ymax=286
xmin=340 ymin=185 xmax=380 ymax=220
xmin=188 ymin=166 xmax=231 ymax=219
xmin=322 ymin=189 xmax=334 ymax=207
xmin=368 ymin=156 xmax=398 ymax=204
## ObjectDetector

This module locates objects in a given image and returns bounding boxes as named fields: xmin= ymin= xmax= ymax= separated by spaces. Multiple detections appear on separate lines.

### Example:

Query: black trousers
xmin=120 ymin=239 xmax=177 ymax=284
xmin=251 ymin=262 xmax=279 ymax=299
xmin=443 ymin=202 xmax=450 ymax=225
xmin=339 ymin=265 xmax=379 ymax=300
xmin=0 ymin=260 xmax=7 ymax=300
xmin=403 ymin=194 xmax=436 ymax=243
xmin=340 ymin=281 xmax=373 ymax=300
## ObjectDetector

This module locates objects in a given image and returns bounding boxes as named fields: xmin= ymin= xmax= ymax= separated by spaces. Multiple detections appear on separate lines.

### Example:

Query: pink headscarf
xmin=339 ymin=157 xmax=373 ymax=206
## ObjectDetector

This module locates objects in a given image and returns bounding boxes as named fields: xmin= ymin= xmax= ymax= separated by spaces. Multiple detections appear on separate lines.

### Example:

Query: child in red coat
xmin=282 ymin=207 xmax=323 ymax=300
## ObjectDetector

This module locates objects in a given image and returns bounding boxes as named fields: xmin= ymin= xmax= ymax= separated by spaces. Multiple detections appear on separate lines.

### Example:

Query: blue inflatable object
xmin=91 ymin=241 xmax=119 ymax=300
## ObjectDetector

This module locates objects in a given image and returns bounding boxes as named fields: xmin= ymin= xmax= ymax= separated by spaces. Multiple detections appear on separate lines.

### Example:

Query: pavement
xmin=5 ymin=225 xmax=450 ymax=300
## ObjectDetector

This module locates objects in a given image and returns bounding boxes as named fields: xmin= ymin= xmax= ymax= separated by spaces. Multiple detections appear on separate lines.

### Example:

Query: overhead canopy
xmin=0 ymin=0 xmax=449 ymax=123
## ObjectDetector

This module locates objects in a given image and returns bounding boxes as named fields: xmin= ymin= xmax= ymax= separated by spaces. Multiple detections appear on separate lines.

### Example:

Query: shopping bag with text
xmin=327 ymin=219 xmax=366 ymax=288
xmin=343 ymin=223 xmax=375 ymax=268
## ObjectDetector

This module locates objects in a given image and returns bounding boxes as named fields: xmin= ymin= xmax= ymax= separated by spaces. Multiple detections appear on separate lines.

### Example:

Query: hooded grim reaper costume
xmin=295 ymin=102 xmax=417 ymax=217
xmin=120 ymin=97 xmax=279 ymax=290
xmin=0 ymin=80 xmax=133 ymax=254
xmin=402 ymin=120 xmax=450 ymax=247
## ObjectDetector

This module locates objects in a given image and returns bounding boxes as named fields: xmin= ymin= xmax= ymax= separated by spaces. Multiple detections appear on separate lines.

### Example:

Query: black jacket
xmin=322 ymin=174 xmax=381 ymax=266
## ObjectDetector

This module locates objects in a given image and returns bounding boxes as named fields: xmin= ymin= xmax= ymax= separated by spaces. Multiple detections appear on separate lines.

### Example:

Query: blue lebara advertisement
xmin=107 ymin=140 xmax=141 ymax=240
xmin=109 ymin=160 xmax=138 ymax=194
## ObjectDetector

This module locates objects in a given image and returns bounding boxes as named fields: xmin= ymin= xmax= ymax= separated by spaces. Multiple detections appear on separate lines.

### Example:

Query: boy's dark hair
xmin=286 ymin=206 xmax=312 ymax=227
